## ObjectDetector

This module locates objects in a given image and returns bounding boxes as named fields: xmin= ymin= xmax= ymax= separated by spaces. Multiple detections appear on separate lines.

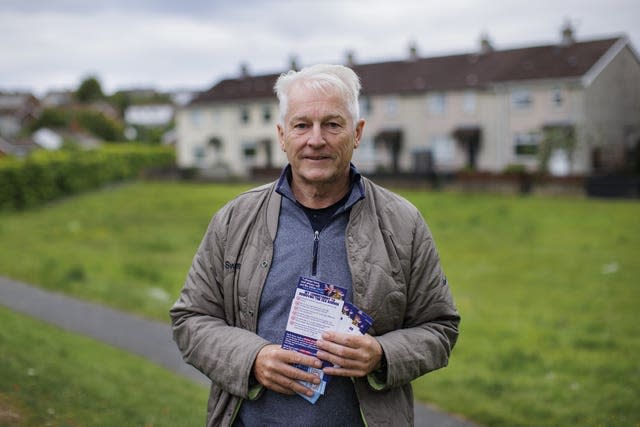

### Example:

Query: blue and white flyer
xmin=282 ymin=276 xmax=372 ymax=404
xmin=282 ymin=276 xmax=346 ymax=358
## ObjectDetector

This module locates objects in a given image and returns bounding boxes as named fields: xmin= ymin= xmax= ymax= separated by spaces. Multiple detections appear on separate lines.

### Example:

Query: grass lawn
xmin=0 ymin=180 xmax=638 ymax=426
xmin=0 ymin=306 xmax=208 ymax=426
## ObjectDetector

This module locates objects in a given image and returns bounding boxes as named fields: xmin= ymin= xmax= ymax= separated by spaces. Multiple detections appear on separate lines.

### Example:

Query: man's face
xmin=277 ymin=83 xmax=365 ymax=188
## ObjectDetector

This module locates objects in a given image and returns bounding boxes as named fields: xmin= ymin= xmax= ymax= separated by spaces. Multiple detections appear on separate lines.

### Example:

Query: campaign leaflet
xmin=282 ymin=276 xmax=372 ymax=404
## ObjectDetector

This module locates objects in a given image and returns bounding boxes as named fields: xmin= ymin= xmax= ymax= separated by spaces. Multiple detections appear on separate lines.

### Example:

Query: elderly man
xmin=170 ymin=64 xmax=460 ymax=427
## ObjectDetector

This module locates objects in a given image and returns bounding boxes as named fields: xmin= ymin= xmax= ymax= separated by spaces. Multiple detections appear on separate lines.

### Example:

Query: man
xmin=170 ymin=64 xmax=460 ymax=427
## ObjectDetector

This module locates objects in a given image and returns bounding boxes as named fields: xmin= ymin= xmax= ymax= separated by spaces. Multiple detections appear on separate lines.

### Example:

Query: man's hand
xmin=316 ymin=331 xmax=383 ymax=377
xmin=253 ymin=344 xmax=323 ymax=397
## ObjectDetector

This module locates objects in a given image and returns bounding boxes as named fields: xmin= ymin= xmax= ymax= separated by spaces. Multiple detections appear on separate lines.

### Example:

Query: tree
xmin=75 ymin=76 xmax=104 ymax=103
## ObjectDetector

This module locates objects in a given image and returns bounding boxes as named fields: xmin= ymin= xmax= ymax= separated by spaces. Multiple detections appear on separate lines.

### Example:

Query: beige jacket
xmin=170 ymin=177 xmax=460 ymax=427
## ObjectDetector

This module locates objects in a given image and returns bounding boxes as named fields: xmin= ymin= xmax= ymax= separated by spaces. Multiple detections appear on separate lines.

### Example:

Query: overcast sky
xmin=2 ymin=0 xmax=639 ymax=96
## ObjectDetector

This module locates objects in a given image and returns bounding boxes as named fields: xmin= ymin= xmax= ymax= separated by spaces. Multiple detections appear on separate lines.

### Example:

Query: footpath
xmin=0 ymin=276 xmax=477 ymax=427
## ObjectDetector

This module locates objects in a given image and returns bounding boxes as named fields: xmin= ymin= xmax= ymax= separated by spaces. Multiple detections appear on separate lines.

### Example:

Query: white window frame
xmin=511 ymin=88 xmax=532 ymax=110
xmin=384 ymin=97 xmax=398 ymax=117
xmin=513 ymin=131 xmax=542 ymax=156
xmin=551 ymin=87 xmax=564 ymax=109
xmin=463 ymin=91 xmax=476 ymax=114
xmin=427 ymin=92 xmax=446 ymax=115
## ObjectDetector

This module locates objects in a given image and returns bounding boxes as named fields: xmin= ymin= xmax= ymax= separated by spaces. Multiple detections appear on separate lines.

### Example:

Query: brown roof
xmin=190 ymin=37 xmax=624 ymax=105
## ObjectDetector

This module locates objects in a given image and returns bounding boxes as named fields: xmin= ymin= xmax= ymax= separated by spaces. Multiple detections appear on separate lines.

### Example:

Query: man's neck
xmin=291 ymin=178 xmax=350 ymax=209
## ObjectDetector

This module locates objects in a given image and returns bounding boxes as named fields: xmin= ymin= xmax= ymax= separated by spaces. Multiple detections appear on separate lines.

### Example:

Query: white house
xmin=176 ymin=25 xmax=640 ymax=178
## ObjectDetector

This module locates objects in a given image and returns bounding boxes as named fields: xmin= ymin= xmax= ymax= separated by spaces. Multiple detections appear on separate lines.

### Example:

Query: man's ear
xmin=277 ymin=124 xmax=286 ymax=152
xmin=354 ymin=119 xmax=365 ymax=149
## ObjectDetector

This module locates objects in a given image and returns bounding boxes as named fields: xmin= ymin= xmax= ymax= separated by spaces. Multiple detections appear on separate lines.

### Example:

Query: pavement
xmin=0 ymin=276 xmax=477 ymax=427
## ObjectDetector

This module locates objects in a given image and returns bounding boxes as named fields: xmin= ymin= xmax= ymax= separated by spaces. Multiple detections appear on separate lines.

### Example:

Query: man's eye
xmin=327 ymin=122 xmax=341 ymax=129
xmin=293 ymin=123 xmax=308 ymax=129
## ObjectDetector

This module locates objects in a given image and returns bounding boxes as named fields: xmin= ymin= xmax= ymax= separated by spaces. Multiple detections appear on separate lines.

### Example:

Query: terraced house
xmin=176 ymin=24 xmax=640 ymax=179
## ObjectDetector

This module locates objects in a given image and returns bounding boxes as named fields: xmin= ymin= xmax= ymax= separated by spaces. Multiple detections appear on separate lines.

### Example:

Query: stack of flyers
xmin=281 ymin=276 xmax=372 ymax=404
xmin=338 ymin=301 xmax=373 ymax=336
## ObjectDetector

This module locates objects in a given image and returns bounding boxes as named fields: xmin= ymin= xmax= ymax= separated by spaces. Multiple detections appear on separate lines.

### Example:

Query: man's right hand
xmin=253 ymin=344 xmax=323 ymax=397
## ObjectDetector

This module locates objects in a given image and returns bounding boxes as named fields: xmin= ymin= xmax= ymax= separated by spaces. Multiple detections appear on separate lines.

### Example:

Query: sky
xmin=2 ymin=0 xmax=639 ymax=96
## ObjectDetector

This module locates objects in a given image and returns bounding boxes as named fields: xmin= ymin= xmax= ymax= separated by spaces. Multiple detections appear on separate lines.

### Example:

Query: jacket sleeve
xmin=373 ymin=209 xmax=460 ymax=389
xmin=169 ymin=209 xmax=270 ymax=398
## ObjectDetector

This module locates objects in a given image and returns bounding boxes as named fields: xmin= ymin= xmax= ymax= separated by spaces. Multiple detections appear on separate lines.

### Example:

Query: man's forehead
xmin=287 ymin=87 xmax=348 ymax=116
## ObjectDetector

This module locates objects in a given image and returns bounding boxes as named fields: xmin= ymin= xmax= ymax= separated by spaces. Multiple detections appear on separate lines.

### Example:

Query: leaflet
xmin=281 ymin=276 xmax=372 ymax=404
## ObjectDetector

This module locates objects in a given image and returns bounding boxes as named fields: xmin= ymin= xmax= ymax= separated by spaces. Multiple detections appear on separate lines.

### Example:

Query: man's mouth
xmin=304 ymin=155 xmax=332 ymax=161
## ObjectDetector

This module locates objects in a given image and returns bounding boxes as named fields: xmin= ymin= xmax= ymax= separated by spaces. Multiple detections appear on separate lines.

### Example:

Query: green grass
xmin=0 ymin=181 xmax=252 ymax=321
xmin=1 ymin=181 xmax=639 ymax=426
xmin=0 ymin=306 xmax=207 ymax=427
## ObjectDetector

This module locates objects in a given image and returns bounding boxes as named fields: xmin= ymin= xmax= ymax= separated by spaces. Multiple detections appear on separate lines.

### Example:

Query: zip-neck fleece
xmin=234 ymin=165 xmax=365 ymax=427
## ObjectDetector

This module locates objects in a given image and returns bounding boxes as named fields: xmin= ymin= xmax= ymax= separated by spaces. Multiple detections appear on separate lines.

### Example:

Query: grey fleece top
xmin=234 ymin=165 xmax=365 ymax=427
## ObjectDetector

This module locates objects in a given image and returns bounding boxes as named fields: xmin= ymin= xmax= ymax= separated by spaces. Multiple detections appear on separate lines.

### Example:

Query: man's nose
xmin=307 ymin=123 xmax=325 ymax=146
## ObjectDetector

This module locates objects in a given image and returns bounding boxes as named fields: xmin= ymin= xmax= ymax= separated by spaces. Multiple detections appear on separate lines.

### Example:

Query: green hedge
xmin=0 ymin=144 xmax=175 ymax=210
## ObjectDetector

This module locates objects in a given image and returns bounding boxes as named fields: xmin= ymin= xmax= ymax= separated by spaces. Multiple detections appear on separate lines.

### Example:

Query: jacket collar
xmin=275 ymin=163 xmax=365 ymax=212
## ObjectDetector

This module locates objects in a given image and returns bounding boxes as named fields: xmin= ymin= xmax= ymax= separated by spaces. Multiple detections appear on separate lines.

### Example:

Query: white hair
xmin=274 ymin=64 xmax=361 ymax=127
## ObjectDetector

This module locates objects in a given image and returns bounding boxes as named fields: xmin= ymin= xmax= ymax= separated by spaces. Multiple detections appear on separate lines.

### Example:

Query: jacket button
xmin=261 ymin=260 xmax=269 ymax=268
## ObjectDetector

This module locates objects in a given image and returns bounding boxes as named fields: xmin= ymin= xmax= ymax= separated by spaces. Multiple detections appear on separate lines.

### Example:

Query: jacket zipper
xmin=312 ymin=230 xmax=320 ymax=276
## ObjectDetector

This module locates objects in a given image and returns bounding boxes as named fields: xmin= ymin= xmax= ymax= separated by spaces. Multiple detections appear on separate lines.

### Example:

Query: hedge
xmin=0 ymin=144 xmax=175 ymax=211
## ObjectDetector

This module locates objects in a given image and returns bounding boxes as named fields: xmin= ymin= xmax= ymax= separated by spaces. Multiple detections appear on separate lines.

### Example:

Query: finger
xmin=282 ymin=349 xmax=323 ymax=369
xmin=322 ymin=365 xmax=368 ymax=377
xmin=316 ymin=339 xmax=361 ymax=361
xmin=320 ymin=331 xmax=360 ymax=348
xmin=272 ymin=366 xmax=322 ymax=397
xmin=258 ymin=365 xmax=319 ymax=396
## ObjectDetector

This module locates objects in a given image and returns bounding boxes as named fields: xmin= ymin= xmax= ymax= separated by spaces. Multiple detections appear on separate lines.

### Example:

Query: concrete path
xmin=0 ymin=276 xmax=476 ymax=427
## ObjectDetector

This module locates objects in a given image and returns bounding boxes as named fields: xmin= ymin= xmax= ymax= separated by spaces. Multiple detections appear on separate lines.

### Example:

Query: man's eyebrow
xmin=324 ymin=114 xmax=346 ymax=122
xmin=289 ymin=113 xmax=346 ymax=123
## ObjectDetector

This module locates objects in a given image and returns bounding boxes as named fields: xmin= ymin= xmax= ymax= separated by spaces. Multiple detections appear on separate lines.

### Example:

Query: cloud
xmin=1 ymin=0 xmax=639 ymax=95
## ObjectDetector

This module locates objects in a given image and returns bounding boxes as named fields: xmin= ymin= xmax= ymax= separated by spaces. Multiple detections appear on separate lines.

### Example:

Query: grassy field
xmin=0 ymin=180 xmax=638 ymax=426
xmin=0 ymin=306 xmax=207 ymax=426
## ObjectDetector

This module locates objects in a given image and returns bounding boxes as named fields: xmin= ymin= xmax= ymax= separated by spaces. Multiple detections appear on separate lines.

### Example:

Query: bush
xmin=0 ymin=144 xmax=175 ymax=210
xmin=75 ymin=110 xmax=125 ymax=141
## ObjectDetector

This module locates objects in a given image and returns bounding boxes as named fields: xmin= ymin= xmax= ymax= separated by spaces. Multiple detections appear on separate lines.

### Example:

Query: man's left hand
xmin=316 ymin=331 xmax=383 ymax=377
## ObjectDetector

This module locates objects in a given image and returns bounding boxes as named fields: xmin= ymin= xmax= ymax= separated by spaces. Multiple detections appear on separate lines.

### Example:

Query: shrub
xmin=75 ymin=110 xmax=125 ymax=141
xmin=0 ymin=144 xmax=175 ymax=210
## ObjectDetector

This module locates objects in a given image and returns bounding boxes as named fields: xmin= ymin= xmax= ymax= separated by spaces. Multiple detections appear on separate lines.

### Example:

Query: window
xmin=359 ymin=96 xmax=372 ymax=117
xmin=513 ymin=132 xmax=542 ymax=156
xmin=240 ymin=106 xmax=250 ymax=124
xmin=551 ymin=87 xmax=563 ymax=108
xmin=463 ymin=91 xmax=476 ymax=113
xmin=262 ymin=105 xmax=272 ymax=123
xmin=242 ymin=142 xmax=257 ymax=159
xmin=384 ymin=97 xmax=398 ymax=117
xmin=193 ymin=146 xmax=205 ymax=165
xmin=211 ymin=109 xmax=222 ymax=124
xmin=427 ymin=93 xmax=446 ymax=115
xmin=189 ymin=110 xmax=202 ymax=128
xmin=511 ymin=89 xmax=532 ymax=110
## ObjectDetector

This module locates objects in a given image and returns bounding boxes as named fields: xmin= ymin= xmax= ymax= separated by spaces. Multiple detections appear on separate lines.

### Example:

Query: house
xmin=124 ymin=104 xmax=174 ymax=127
xmin=176 ymin=24 xmax=640 ymax=178
xmin=41 ymin=89 xmax=74 ymax=107
xmin=32 ymin=128 xmax=63 ymax=150
xmin=0 ymin=92 xmax=40 ymax=139
xmin=0 ymin=136 xmax=38 ymax=158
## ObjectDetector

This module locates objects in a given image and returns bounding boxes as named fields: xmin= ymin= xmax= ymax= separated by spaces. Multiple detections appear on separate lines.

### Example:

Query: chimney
xmin=239 ymin=62 xmax=250 ymax=78
xmin=408 ymin=41 xmax=419 ymax=61
xmin=479 ymin=33 xmax=493 ymax=54
xmin=560 ymin=19 xmax=575 ymax=46
xmin=345 ymin=50 xmax=356 ymax=67
xmin=289 ymin=55 xmax=299 ymax=71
